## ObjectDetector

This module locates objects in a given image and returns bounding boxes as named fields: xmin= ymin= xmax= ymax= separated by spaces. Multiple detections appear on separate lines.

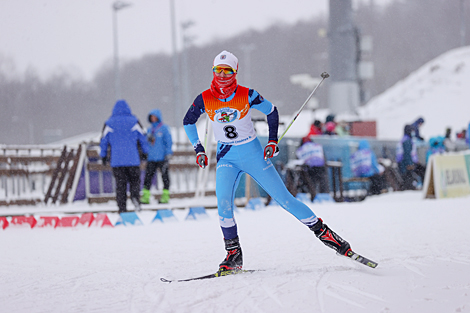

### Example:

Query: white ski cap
xmin=213 ymin=50 xmax=238 ymax=71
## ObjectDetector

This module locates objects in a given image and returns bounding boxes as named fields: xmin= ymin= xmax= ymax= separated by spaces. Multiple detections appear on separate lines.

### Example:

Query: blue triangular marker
xmin=115 ymin=212 xmax=143 ymax=226
xmin=186 ymin=207 xmax=209 ymax=220
xmin=152 ymin=209 xmax=178 ymax=223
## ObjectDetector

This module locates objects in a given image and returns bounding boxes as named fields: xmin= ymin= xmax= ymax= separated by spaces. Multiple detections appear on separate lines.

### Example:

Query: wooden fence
xmin=0 ymin=145 xmax=76 ymax=206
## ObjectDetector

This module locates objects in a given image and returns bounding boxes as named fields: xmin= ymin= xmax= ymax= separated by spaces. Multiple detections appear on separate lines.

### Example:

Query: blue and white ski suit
xmin=183 ymin=86 xmax=318 ymax=240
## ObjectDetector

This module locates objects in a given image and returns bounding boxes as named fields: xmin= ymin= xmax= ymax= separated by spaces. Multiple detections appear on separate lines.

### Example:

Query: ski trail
xmin=323 ymin=288 xmax=366 ymax=308
xmin=329 ymin=282 xmax=386 ymax=302
xmin=315 ymin=269 xmax=330 ymax=313
xmin=436 ymin=256 xmax=470 ymax=265
xmin=316 ymin=268 xmax=364 ymax=311
xmin=229 ymin=282 xmax=267 ymax=313
xmin=397 ymin=260 xmax=426 ymax=277
xmin=315 ymin=266 xmax=386 ymax=311
xmin=260 ymin=284 xmax=285 ymax=308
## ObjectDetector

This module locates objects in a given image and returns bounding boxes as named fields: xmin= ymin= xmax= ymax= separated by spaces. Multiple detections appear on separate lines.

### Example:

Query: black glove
xmin=141 ymin=153 xmax=148 ymax=161
xmin=102 ymin=157 xmax=108 ymax=166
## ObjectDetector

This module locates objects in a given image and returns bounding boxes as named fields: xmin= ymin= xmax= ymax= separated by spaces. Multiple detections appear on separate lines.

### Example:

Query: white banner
xmin=423 ymin=151 xmax=470 ymax=199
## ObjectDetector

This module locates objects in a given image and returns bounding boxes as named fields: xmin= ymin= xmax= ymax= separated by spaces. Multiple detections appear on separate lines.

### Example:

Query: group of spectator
xmin=295 ymin=115 xmax=470 ymax=198
xmin=295 ymin=134 xmax=386 ymax=199
xmin=400 ymin=117 xmax=470 ymax=191
xmin=99 ymin=100 xmax=173 ymax=213
xmin=305 ymin=114 xmax=350 ymax=139
xmin=425 ymin=126 xmax=469 ymax=162
xmin=294 ymin=134 xmax=386 ymax=199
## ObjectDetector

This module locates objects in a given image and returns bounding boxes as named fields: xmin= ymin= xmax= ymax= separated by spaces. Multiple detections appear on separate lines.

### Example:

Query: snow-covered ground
xmin=1 ymin=190 xmax=470 ymax=313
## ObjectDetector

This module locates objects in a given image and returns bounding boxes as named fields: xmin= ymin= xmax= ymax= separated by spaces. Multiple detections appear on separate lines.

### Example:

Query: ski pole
xmin=200 ymin=114 xmax=210 ymax=168
xmin=203 ymin=114 xmax=209 ymax=151
xmin=279 ymin=72 xmax=329 ymax=143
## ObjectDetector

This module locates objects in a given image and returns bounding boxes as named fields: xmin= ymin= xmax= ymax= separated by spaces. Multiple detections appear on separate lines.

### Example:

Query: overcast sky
xmin=0 ymin=0 xmax=392 ymax=81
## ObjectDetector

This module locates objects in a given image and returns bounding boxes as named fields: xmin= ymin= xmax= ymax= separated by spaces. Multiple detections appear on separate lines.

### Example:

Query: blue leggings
xmin=216 ymin=138 xmax=318 ymax=239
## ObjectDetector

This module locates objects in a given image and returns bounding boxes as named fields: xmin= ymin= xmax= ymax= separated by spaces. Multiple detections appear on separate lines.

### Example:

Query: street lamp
xmin=112 ymin=1 xmax=132 ymax=101
xmin=181 ymin=20 xmax=195 ymax=111
xmin=460 ymin=0 xmax=467 ymax=47
xmin=169 ymin=0 xmax=181 ymax=135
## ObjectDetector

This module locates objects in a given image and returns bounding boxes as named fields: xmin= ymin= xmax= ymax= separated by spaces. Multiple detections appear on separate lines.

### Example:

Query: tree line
xmin=0 ymin=0 xmax=466 ymax=144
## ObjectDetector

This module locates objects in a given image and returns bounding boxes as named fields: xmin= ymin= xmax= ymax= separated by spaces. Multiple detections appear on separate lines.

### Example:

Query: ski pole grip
xmin=264 ymin=149 xmax=272 ymax=160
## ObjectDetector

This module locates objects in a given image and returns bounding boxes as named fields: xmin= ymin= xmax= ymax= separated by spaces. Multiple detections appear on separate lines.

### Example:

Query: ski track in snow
xmin=1 ymin=191 xmax=470 ymax=312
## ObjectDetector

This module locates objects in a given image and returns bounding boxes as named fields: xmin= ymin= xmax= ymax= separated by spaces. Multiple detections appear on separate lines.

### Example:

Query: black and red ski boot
xmin=310 ymin=218 xmax=351 ymax=256
xmin=219 ymin=236 xmax=243 ymax=272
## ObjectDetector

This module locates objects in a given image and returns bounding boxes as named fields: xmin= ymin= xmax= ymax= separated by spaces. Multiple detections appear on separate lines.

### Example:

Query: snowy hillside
xmin=359 ymin=46 xmax=470 ymax=140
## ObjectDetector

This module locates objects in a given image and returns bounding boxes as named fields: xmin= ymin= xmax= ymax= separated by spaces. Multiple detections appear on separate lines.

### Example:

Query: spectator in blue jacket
xmin=100 ymin=100 xmax=149 ymax=213
xmin=140 ymin=109 xmax=173 ymax=204
xmin=350 ymin=139 xmax=384 ymax=195
xmin=426 ymin=136 xmax=446 ymax=163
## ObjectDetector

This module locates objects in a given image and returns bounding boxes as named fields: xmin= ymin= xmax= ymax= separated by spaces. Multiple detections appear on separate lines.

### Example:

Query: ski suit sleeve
xmin=249 ymin=89 xmax=278 ymax=142
xmin=135 ymin=121 xmax=149 ymax=155
xmin=183 ymin=94 xmax=206 ymax=153
xmin=163 ymin=125 xmax=173 ymax=156
xmin=99 ymin=123 xmax=111 ymax=158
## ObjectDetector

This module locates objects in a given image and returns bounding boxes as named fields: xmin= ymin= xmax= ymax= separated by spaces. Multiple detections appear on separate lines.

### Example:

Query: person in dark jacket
xmin=410 ymin=117 xmax=425 ymax=141
xmin=140 ymin=109 xmax=173 ymax=204
xmin=100 ymin=100 xmax=149 ymax=213
xmin=396 ymin=125 xmax=425 ymax=190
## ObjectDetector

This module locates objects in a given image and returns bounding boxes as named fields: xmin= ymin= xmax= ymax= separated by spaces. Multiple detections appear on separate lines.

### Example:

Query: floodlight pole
xmin=112 ymin=1 xmax=132 ymax=101
xmin=461 ymin=0 xmax=467 ymax=47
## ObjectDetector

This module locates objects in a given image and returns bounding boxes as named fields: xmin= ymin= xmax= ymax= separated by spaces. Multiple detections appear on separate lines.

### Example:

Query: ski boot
xmin=310 ymin=218 xmax=351 ymax=256
xmin=218 ymin=236 xmax=243 ymax=274
xmin=140 ymin=188 xmax=150 ymax=204
xmin=159 ymin=189 xmax=170 ymax=204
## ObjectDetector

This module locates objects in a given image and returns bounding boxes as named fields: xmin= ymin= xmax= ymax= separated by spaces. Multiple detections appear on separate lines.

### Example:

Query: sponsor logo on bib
xmin=215 ymin=107 xmax=238 ymax=123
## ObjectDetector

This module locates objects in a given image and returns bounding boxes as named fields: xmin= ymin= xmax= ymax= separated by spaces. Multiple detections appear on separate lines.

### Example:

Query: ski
xmin=160 ymin=251 xmax=377 ymax=283
xmin=341 ymin=250 xmax=378 ymax=268
xmin=160 ymin=269 xmax=258 ymax=283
